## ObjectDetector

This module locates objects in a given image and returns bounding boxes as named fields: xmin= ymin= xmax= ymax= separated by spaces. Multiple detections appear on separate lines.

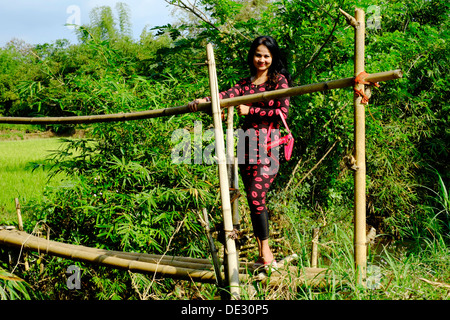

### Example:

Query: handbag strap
xmin=264 ymin=110 xmax=292 ymax=145
xmin=277 ymin=110 xmax=292 ymax=134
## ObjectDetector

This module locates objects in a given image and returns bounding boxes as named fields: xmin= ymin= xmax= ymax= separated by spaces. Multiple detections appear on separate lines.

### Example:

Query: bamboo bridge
xmin=0 ymin=8 xmax=403 ymax=299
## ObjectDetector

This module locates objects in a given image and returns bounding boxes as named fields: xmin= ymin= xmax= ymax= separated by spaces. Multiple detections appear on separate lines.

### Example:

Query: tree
xmin=76 ymin=2 xmax=133 ymax=42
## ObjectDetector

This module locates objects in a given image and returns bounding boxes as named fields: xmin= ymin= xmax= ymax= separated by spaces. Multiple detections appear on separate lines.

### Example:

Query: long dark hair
xmin=247 ymin=36 xmax=292 ymax=87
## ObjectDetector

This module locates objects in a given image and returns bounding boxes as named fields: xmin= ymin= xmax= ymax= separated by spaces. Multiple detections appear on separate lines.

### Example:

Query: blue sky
xmin=0 ymin=0 xmax=175 ymax=47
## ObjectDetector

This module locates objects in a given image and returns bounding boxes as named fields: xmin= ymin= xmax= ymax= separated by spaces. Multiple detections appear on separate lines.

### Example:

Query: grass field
xmin=0 ymin=138 xmax=66 ymax=224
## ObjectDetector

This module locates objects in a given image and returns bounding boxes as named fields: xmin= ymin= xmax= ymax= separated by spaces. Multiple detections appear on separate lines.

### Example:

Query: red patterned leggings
xmin=239 ymin=162 xmax=278 ymax=241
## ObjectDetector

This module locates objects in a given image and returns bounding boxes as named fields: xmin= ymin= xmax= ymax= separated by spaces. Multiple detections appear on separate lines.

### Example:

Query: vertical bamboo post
xmin=206 ymin=43 xmax=240 ymax=299
xmin=201 ymin=208 xmax=224 ymax=290
xmin=15 ymin=198 xmax=29 ymax=271
xmin=311 ymin=228 xmax=319 ymax=268
xmin=226 ymin=104 xmax=240 ymax=277
xmin=233 ymin=157 xmax=239 ymax=226
xmin=15 ymin=198 xmax=24 ymax=231
xmin=226 ymin=107 xmax=239 ymax=228
xmin=353 ymin=8 xmax=367 ymax=285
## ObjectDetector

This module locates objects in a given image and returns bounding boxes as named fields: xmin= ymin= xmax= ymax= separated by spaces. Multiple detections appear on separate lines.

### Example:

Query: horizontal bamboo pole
xmin=58 ymin=245 xmax=217 ymax=271
xmin=0 ymin=229 xmax=331 ymax=286
xmin=218 ymin=69 xmax=402 ymax=108
xmin=0 ymin=105 xmax=193 ymax=125
xmin=0 ymin=230 xmax=225 ymax=283
xmin=39 ymin=237 xmax=214 ymax=267
xmin=0 ymin=70 xmax=402 ymax=125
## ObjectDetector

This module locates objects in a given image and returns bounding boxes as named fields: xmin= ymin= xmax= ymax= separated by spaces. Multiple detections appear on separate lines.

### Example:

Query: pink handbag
xmin=264 ymin=110 xmax=294 ymax=161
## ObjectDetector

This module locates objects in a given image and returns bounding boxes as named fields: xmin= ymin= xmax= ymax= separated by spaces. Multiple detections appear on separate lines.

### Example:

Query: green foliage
xmin=33 ymin=117 xmax=219 ymax=256
xmin=0 ymin=267 xmax=36 ymax=300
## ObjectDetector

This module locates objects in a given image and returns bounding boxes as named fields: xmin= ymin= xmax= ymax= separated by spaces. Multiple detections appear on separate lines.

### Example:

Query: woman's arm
xmin=188 ymin=79 xmax=247 ymax=112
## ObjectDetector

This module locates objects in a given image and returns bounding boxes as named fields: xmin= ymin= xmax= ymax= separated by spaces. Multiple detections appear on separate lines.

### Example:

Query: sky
xmin=0 ymin=0 xmax=176 ymax=47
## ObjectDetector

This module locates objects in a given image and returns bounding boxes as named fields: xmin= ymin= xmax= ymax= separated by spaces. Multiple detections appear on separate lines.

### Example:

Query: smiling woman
xmin=188 ymin=36 xmax=292 ymax=270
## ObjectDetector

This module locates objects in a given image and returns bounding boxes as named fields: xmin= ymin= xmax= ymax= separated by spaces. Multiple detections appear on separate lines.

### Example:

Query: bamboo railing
xmin=0 ymin=70 xmax=402 ymax=125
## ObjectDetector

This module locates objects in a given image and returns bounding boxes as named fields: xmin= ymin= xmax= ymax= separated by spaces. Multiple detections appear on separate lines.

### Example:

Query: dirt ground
xmin=0 ymin=129 xmax=86 ymax=141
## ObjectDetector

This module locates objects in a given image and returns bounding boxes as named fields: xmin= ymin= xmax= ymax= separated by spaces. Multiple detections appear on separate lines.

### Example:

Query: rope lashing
xmin=353 ymin=71 xmax=380 ymax=104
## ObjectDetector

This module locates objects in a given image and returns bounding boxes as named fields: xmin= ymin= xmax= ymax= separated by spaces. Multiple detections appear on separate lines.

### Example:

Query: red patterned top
xmin=217 ymin=74 xmax=290 ymax=132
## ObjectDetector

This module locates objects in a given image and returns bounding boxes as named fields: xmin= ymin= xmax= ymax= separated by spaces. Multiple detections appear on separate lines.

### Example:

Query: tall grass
xmin=227 ymin=191 xmax=450 ymax=300
xmin=0 ymin=267 xmax=38 ymax=300
xmin=0 ymin=138 xmax=66 ymax=223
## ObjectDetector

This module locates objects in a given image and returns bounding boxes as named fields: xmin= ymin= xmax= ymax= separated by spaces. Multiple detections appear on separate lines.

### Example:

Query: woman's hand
xmin=188 ymin=98 xmax=207 ymax=112
xmin=237 ymin=104 xmax=250 ymax=116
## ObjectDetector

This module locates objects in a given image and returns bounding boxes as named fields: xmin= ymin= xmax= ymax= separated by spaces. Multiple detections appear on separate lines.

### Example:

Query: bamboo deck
xmin=0 ymin=229 xmax=329 ymax=287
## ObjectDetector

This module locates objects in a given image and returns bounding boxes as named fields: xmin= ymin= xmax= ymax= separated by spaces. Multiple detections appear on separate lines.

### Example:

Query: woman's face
xmin=253 ymin=44 xmax=272 ymax=74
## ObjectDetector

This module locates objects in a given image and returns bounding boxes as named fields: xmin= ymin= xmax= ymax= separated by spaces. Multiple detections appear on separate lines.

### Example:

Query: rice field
xmin=0 ymin=138 xmax=66 ymax=223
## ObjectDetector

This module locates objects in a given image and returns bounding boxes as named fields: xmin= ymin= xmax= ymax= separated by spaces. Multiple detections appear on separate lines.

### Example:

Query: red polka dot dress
xmin=217 ymin=74 xmax=290 ymax=240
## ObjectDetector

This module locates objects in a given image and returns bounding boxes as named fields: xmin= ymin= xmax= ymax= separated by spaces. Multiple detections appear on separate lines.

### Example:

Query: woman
xmin=189 ymin=36 xmax=291 ymax=269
